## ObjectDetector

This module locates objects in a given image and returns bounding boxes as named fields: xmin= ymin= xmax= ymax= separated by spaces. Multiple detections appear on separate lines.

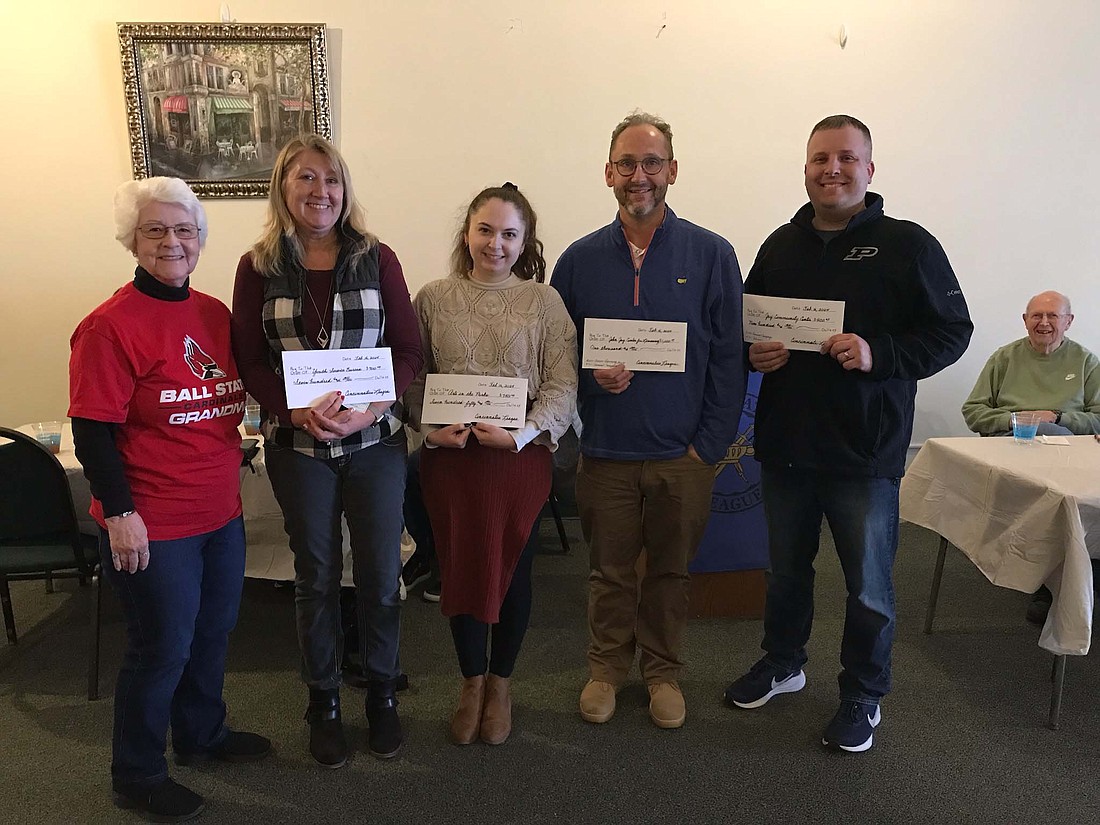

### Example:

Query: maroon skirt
xmin=420 ymin=437 xmax=551 ymax=623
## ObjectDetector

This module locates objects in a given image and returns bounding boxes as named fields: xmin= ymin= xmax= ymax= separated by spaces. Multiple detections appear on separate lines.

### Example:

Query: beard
xmin=615 ymin=182 xmax=667 ymax=219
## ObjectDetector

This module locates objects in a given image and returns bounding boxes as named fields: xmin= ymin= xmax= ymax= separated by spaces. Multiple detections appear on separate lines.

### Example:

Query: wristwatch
xmin=106 ymin=510 xmax=135 ymax=523
xmin=1054 ymin=411 xmax=1063 ymax=425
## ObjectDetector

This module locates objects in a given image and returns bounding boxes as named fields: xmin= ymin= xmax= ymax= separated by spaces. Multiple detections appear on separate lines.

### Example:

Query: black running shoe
xmin=822 ymin=700 xmax=881 ymax=753
xmin=723 ymin=658 xmax=806 ymax=709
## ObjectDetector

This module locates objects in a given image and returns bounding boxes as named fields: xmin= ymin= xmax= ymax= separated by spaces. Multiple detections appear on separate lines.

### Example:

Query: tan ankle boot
xmin=647 ymin=681 xmax=686 ymax=729
xmin=449 ymin=675 xmax=485 ymax=745
xmin=479 ymin=674 xmax=512 ymax=745
xmin=579 ymin=679 xmax=617 ymax=723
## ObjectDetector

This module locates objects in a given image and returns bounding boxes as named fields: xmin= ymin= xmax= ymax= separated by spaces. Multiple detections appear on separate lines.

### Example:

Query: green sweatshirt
xmin=961 ymin=337 xmax=1100 ymax=434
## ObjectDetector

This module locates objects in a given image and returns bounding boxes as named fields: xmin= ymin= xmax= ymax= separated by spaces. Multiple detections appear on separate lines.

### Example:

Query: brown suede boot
xmin=449 ymin=675 xmax=485 ymax=745
xmin=480 ymin=674 xmax=512 ymax=745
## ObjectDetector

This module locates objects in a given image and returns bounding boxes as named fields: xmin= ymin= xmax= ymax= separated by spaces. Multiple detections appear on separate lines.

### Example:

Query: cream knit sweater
xmin=405 ymin=274 xmax=578 ymax=451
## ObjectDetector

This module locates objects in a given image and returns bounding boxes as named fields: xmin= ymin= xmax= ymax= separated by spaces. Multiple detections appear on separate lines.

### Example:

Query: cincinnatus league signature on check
xmin=742 ymin=295 xmax=845 ymax=351
xmin=281 ymin=348 xmax=396 ymax=410
xmin=420 ymin=374 xmax=529 ymax=427
xmin=581 ymin=318 xmax=687 ymax=372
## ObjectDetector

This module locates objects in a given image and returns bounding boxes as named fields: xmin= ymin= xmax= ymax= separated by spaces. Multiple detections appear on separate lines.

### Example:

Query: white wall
xmin=3 ymin=1 xmax=1098 ymax=443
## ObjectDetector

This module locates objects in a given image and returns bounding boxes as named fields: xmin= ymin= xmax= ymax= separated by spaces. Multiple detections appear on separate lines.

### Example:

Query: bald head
xmin=1025 ymin=291 xmax=1071 ymax=317
xmin=1023 ymin=291 xmax=1073 ymax=354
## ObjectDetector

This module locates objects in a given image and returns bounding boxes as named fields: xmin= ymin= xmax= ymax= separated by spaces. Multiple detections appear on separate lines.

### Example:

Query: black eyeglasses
xmin=611 ymin=157 xmax=670 ymax=176
xmin=138 ymin=223 xmax=200 ymax=240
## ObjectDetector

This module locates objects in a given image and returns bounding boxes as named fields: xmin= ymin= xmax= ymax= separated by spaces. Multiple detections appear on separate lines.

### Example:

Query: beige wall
xmin=3 ymin=1 xmax=1098 ymax=441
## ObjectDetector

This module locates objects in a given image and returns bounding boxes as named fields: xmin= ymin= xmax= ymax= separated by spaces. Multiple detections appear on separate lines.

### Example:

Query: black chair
xmin=0 ymin=427 xmax=103 ymax=699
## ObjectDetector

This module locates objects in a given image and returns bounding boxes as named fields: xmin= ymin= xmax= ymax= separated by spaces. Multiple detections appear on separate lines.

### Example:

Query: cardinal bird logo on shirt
xmin=183 ymin=335 xmax=227 ymax=380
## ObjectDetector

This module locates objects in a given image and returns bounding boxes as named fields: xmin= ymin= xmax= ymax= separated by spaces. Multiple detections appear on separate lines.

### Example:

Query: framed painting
xmin=118 ymin=22 xmax=331 ymax=198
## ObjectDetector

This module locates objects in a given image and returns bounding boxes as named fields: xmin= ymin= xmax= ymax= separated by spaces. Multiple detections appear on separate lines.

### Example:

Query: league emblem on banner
xmin=690 ymin=372 xmax=768 ymax=573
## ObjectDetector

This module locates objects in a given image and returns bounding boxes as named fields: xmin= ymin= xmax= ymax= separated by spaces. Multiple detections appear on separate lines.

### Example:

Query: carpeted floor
xmin=1 ymin=519 xmax=1097 ymax=824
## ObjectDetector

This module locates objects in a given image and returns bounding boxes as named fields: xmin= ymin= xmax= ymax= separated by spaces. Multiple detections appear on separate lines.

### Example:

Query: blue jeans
xmin=100 ymin=516 xmax=245 ymax=788
xmin=759 ymin=466 xmax=899 ymax=703
xmin=265 ymin=433 xmax=406 ymax=690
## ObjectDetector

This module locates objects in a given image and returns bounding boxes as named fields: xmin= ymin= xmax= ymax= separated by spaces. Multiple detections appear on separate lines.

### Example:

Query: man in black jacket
xmin=723 ymin=115 xmax=973 ymax=753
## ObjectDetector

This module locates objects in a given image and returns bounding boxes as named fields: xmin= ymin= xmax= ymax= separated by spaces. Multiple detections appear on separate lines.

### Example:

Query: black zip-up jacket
xmin=744 ymin=193 xmax=973 ymax=478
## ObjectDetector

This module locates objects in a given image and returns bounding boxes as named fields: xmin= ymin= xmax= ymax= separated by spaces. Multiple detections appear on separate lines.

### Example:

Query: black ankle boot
xmin=366 ymin=680 xmax=403 ymax=759
xmin=305 ymin=688 xmax=348 ymax=768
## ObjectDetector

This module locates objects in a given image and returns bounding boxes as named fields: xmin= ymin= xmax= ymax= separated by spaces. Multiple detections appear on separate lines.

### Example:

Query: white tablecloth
xmin=238 ymin=444 xmax=358 ymax=582
xmin=900 ymin=436 xmax=1100 ymax=656
xmin=17 ymin=423 xmax=355 ymax=583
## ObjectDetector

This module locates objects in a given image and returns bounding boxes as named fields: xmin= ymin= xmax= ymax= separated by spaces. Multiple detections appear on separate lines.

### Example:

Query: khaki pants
xmin=577 ymin=453 xmax=715 ymax=685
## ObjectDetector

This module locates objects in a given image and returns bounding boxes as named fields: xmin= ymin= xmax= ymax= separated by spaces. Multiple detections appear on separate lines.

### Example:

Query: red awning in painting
xmin=162 ymin=96 xmax=189 ymax=113
xmin=280 ymin=98 xmax=313 ymax=111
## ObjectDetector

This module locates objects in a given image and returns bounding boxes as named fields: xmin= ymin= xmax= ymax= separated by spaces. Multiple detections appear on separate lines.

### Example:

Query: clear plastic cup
xmin=243 ymin=404 xmax=262 ymax=435
xmin=31 ymin=421 xmax=63 ymax=454
xmin=1011 ymin=411 xmax=1041 ymax=445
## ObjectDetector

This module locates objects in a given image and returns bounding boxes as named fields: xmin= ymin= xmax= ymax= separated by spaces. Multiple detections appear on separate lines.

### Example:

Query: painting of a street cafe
xmin=119 ymin=24 xmax=330 ymax=197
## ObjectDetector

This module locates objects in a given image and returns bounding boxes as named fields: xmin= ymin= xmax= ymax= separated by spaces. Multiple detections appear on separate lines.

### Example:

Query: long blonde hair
xmin=250 ymin=134 xmax=376 ymax=276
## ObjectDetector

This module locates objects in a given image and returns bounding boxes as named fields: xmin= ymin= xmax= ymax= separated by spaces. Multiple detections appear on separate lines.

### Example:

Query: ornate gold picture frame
xmin=118 ymin=22 xmax=330 ymax=198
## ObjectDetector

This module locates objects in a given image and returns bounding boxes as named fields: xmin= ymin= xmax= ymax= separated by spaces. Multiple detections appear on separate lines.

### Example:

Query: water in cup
xmin=1011 ymin=411 xmax=1040 ymax=444
xmin=31 ymin=421 xmax=63 ymax=454
xmin=243 ymin=404 xmax=261 ymax=435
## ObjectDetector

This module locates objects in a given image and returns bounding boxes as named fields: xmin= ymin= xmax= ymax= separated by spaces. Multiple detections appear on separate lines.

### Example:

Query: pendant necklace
xmin=305 ymin=275 xmax=334 ymax=348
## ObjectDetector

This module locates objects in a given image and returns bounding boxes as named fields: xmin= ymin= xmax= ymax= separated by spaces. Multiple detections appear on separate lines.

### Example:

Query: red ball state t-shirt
xmin=69 ymin=283 xmax=245 ymax=540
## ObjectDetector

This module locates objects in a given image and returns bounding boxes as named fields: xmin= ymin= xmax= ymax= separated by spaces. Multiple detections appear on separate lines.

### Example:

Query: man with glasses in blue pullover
xmin=552 ymin=111 xmax=745 ymax=730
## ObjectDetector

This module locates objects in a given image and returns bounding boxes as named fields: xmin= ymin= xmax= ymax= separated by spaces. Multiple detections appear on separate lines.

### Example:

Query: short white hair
xmin=114 ymin=177 xmax=207 ymax=254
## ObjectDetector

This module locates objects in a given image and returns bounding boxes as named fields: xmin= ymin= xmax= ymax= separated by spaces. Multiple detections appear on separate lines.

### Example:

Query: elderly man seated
xmin=963 ymin=291 xmax=1099 ymax=437
xmin=962 ymin=290 xmax=1100 ymax=622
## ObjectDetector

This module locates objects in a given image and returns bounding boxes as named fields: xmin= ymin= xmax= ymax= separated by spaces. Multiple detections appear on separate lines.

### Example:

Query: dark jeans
xmin=100 ymin=516 xmax=245 ymax=788
xmin=403 ymin=446 xmax=436 ymax=571
xmin=265 ymin=434 xmax=406 ymax=690
xmin=450 ymin=522 xmax=539 ymax=678
xmin=759 ymin=465 xmax=900 ymax=704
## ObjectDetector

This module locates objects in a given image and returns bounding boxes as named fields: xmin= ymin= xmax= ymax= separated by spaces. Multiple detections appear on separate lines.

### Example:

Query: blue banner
xmin=689 ymin=371 xmax=769 ymax=573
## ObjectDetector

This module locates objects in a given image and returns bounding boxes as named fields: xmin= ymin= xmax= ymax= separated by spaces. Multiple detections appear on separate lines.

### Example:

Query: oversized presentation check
xmin=421 ymin=374 xmax=528 ymax=428
xmin=743 ymin=295 xmax=845 ymax=352
xmin=282 ymin=348 xmax=396 ymax=409
xmin=581 ymin=318 xmax=687 ymax=371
